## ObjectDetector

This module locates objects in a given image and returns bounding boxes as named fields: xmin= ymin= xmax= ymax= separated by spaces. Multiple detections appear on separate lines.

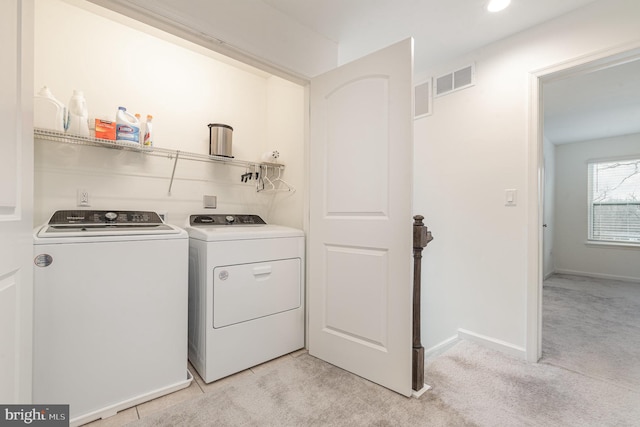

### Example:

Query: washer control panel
xmin=190 ymin=214 xmax=266 ymax=226
xmin=48 ymin=210 xmax=164 ymax=227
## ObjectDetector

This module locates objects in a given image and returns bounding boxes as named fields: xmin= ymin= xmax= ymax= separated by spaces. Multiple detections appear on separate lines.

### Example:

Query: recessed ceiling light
xmin=487 ymin=0 xmax=511 ymax=12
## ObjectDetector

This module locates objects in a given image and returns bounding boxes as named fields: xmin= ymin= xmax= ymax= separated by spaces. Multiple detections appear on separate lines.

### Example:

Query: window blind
xmin=588 ymin=159 xmax=640 ymax=243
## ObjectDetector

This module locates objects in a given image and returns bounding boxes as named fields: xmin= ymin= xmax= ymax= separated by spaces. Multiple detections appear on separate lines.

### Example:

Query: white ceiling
xmin=544 ymin=59 xmax=640 ymax=145
xmin=113 ymin=0 xmax=601 ymax=77
xmin=261 ymin=0 xmax=600 ymax=71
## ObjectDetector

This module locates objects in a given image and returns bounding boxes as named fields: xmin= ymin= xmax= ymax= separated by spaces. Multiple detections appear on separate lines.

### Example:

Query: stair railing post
xmin=412 ymin=215 xmax=433 ymax=392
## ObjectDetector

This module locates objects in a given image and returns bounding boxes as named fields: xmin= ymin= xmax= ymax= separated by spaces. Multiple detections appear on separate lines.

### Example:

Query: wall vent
xmin=414 ymin=79 xmax=432 ymax=118
xmin=435 ymin=64 xmax=475 ymax=97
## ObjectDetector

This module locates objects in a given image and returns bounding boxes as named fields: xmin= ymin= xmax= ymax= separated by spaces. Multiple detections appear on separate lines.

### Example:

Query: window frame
xmin=587 ymin=155 xmax=640 ymax=246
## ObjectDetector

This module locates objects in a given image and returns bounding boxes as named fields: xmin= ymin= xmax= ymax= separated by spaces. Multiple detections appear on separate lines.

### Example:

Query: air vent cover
xmin=435 ymin=64 xmax=475 ymax=97
xmin=414 ymin=79 xmax=432 ymax=118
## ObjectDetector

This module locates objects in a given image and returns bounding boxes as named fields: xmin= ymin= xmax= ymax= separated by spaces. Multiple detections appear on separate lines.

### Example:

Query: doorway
xmin=539 ymin=57 xmax=640 ymax=390
xmin=527 ymin=43 xmax=640 ymax=363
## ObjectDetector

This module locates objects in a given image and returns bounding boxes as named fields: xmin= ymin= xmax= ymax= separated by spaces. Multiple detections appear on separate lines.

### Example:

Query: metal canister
xmin=208 ymin=123 xmax=233 ymax=158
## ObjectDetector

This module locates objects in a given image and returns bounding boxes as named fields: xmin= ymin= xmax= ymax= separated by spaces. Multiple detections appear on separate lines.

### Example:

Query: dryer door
xmin=213 ymin=258 xmax=301 ymax=328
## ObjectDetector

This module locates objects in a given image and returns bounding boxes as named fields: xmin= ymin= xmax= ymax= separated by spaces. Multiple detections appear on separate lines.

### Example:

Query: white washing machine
xmin=33 ymin=210 xmax=192 ymax=427
xmin=186 ymin=214 xmax=304 ymax=383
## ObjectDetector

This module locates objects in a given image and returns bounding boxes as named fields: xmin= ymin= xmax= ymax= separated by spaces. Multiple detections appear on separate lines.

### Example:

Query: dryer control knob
xmin=105 ymin=212 xmax=118 ymax=221
xmin=225 ymin=215 xmax=235 ymax=224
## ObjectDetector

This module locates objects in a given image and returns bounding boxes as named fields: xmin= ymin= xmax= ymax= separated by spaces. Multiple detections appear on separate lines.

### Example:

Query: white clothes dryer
xmin=186 ymin=214 xmax=304 ymax=383
xmin=33 ymin=210 xmax=191 ymax=426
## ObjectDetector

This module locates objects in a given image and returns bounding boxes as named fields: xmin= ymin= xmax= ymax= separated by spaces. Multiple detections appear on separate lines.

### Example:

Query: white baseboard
xmin=425 ymin=335 xmax=459 ymax=359
xmin=457 ymin=329 xmax=526 ymax=359
xmin=553 ymin=269 xmax=640 ymax=284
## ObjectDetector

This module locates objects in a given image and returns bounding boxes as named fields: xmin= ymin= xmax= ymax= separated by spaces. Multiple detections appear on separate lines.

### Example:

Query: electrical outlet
xmin=77 ymin=188 xmax=90 ymax=207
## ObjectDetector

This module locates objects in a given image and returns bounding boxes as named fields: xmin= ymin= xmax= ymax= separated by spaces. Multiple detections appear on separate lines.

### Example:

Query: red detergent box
xmin=95 ymin=119 xmax=116 ymax=140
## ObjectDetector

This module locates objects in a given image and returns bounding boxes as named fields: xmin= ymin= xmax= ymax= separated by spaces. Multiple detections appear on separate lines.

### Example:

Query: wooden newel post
xmin=412 ymin=215 xmax=433 ymax=392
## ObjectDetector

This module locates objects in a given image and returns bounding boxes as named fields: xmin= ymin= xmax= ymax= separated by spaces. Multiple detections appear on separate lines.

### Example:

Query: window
xmin=588 ymin=158 xmax=640 ymax=244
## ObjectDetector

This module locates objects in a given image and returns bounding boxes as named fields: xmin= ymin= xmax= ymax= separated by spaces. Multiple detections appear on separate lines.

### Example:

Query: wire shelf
xmin=33 ymin=128 xmax=283 ymax=170
xmin=34 ymin=128 xmax=289 ymax=195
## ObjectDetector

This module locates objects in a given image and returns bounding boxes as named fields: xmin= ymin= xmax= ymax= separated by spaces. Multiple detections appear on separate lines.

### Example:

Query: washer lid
xmin=35 ymin=210 xmax=183 ymax=238
xmin=47 ymin=210 xmax=164 ymax=226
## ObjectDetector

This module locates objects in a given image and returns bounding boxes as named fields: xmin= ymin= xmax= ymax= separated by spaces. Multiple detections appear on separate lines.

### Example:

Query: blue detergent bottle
xmin=115 ymin=106 xmax=140 ymax=143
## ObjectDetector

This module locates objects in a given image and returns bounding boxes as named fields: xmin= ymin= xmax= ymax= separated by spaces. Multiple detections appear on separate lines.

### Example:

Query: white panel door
xmin=0 ymin=0 xmax=34 ymax=403
xmin=309 ymin=38 xmax=414 ymax=396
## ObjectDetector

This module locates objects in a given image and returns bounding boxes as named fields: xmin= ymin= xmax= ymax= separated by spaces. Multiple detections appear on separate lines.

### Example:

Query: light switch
xmin=505 ymin=189 xmax=517 ymax=207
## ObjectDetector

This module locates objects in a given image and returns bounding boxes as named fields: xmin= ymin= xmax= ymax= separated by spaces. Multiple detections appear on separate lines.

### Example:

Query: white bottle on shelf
xmin=66 ymin=89 xmax=90 ymax=137
xmin=34 ymin=86 xmax=67 ymax=132
xmin=142 ymin=114 xmax=153 ymax=147
xmin=115 ymin=106 xmax=140 ymax=143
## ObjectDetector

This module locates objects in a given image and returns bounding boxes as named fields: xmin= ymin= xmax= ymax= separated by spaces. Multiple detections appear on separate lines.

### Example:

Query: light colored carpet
xmin=126 ymin=352 xmax=471 ymax=426
xmin=121 ymin=273 xmax=640 ymax=426
xmin=542 ymin=274 xmax=640 ymax=391
xmin=125 ymin=338 xmax=640 ymax=427
xmin=426 ymin=340 xmax=640 ymax=427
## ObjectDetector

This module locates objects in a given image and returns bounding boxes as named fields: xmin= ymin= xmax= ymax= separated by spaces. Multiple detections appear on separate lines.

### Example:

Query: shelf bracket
xmin=168 ymin=151 xmax=180 ymax=196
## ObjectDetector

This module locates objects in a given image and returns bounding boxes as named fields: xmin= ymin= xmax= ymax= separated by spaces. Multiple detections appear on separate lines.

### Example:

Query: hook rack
xmin=257 ymin=163 xmax=295 ymax=193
